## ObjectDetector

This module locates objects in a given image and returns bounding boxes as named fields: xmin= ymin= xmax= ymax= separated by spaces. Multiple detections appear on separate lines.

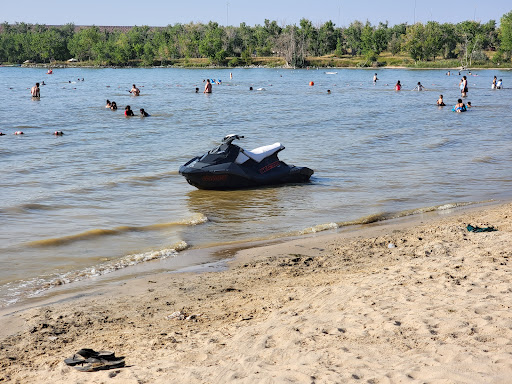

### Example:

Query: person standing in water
xmin=437 ymin=94 xmax=446 ymax=106
xmin=492 ymin=76 xmax=497 ymax=89
xmin=373 ymin=73 xmax=378 ymax=83
xmin=204 ymin=79 xmax=212 ymax=93
xmin=414 ymin=82 xmax=424 ymax=91
xmin=130 ymin=84 xmax=140 ymax=96
xmin=31 ymin=83 xmax=40 ymax=98
xmin=395 ymin=80 xmax=401 ymax=91
xmin=459 ymin=76 xmax=468 ymax=97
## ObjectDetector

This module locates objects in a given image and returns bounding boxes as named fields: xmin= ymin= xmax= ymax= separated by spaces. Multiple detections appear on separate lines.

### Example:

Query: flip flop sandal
xmin=76 ymin=348 xmax=116 ymax=359
xmin=64 ymin=354 xmax=87 ymax=366
xmin=74 ymin=358 xmax=125 ymax=372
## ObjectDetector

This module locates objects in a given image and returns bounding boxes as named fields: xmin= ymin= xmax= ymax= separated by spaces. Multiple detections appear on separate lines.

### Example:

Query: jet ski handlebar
xmin=222 ymin=134 xmax=244 ymax=144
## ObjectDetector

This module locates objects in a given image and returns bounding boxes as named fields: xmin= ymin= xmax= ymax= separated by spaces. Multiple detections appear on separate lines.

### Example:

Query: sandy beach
xmin=1 ymin=202 xmax=512 ymax=383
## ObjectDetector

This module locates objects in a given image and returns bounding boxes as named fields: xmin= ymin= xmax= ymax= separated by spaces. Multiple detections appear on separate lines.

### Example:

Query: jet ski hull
xmin=179 ymin=158 xmax=313 ymax=190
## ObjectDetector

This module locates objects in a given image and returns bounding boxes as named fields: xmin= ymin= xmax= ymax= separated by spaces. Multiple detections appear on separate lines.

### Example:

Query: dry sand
xmin=1 ymin=203 xmax=512 ymax=383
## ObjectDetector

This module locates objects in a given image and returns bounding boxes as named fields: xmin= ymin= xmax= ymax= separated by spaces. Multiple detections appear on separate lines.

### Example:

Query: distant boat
xmin=325 ymin=71 xmax=338 ymax=75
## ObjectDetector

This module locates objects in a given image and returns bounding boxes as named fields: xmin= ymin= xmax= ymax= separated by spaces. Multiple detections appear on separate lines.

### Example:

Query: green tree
xmin=404 ymin=23 xmax=426 ymax=62
xmin=68 ymin=26 xmax=102 ymax=61
xmin=344 ymin=21 xmax=363 ymax=55
xmin=500 ymin=10 xmax=512 ymax=58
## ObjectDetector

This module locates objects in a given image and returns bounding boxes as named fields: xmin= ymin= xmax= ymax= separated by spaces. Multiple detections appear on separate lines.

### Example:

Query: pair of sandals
xmin=64 ymin=348 xmax=125 ymax=372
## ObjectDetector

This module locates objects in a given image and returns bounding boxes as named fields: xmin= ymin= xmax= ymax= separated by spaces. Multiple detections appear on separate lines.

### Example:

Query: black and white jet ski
xmin=179 ymin=135 xmax=314 ymax=190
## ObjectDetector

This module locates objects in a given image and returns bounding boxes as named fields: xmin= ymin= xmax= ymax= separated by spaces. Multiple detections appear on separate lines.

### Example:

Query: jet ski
xmin=179 ymin=134 xmax=314 ymax=190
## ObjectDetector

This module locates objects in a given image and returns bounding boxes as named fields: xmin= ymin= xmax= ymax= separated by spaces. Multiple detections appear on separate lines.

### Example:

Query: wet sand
xmin=1 ymin=202 xmax=512 ymax=383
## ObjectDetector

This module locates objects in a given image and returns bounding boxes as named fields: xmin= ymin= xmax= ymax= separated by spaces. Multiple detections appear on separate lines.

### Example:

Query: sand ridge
xmin=1 ymin=203 xmax=512 ymax=383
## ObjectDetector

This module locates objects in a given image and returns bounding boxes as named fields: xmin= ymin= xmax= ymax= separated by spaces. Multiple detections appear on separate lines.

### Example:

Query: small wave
xmin=293 ymin=202 xmax=483 ymax=238
xmin=0 ymin=202 xmax=74 ymax=216
xmin=335 ymin=201 xmax=479 ymax=228
xmin=26 ymin=213 xmax=208 ymax=248
xmin=472 ymin=156 xmax=496 ymax=164
xmin=15 ymin=125 xmax=39 ymax=129
xmin=425 ymin=138 xmax=453 ymax=149
xmin=21 ymin=203 xmax=62 ymax=211
xmin=298 ymin=222 xmax=339 ymax=235
xmin=1 ymin=241 xmax=188 ymax=307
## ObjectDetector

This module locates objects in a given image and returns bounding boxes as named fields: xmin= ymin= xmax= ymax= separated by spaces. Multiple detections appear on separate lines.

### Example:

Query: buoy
xmin=309 ymin=81 xmax=314 ymax=86
xmin=14 ymin=131 xmax=24 ymax=135
xmin=54 ymin=131 xmax=64 ymax=136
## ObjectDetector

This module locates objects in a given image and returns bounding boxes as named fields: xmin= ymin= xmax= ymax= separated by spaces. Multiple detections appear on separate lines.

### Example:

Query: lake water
xmin=1 ymin=66 xmax=511 ymax=308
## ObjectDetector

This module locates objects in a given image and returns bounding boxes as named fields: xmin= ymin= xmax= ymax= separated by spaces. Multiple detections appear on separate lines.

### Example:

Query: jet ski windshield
xmin=199 ymin=140 xmax=240 ymax=164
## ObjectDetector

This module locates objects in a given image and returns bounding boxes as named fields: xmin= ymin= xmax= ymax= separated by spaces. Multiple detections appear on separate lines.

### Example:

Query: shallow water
xmin=1 ymin=66 xmax=511 ymax=307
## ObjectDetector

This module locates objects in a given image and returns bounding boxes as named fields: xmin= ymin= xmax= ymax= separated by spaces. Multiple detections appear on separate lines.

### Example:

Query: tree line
xmin=1 ymin=11 xmax=511 ymax=67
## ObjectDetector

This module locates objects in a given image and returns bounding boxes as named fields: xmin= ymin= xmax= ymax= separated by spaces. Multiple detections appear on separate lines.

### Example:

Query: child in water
xmin=110 ymin=101 xmax=117 ymax=110
xmin=436 ymin=95 xmax=446 ymax=106
xmin=124 ymin=105 xmax=134 ymax=116
xmin=414 ymin=82 xmax=424 ymax=91
xmin=140 ymin=108 xmax=149 ymax=117
xmin=452 ymin=99 xmax=466 ymax=113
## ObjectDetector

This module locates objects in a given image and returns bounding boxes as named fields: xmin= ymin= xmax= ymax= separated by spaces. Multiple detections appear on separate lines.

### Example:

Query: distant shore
xmin=1 ymin=201 xmax=512 ymax=383
xmin=5 ymin=57 xmax=512 ymax=71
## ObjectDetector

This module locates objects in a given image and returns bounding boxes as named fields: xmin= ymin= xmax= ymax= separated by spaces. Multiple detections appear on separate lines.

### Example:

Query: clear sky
xmin=2 ymin=0 xmax=511 ymax=27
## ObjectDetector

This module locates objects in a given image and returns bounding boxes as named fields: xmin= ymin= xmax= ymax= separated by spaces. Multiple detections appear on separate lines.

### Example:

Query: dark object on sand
xmin=466 ymin=224 xmax=497 ymax=232
xmin=179 ymin=134 xmax=314 ymax=190
xmin=64 ymin=348 xmax=125 ymax=372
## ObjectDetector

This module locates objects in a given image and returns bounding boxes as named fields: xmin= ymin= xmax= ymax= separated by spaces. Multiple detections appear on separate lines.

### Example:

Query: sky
xmin=2 ymin=0 xmax=511 ymax=27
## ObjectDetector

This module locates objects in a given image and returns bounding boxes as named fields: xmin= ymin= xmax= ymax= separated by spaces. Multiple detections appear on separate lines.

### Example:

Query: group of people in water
xmin=105 ymin=84 xmax=149 ymax=117
xmin=23 ymin=70 xmax=507 ymax=129
xmin=380 ymin=70 xmax=504 ymax=114
xmin=105 ymin=99 xmax=149 ymax=117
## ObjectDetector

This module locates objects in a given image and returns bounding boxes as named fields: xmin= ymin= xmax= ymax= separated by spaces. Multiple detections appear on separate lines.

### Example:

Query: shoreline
xmin=4 ymin=63 xmax=512 ymax=71
xmin=0 ymin=200 xmax=493 ymax=314
xmin=2 ymin=201 xmax=512 ymax=382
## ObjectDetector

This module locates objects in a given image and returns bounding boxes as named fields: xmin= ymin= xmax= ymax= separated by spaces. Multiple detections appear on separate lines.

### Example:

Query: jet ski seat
xmin=235 ymin=142 xmax=284 ymax=164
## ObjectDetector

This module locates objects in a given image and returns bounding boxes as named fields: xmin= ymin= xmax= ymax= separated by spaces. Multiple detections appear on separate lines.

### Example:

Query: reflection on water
xmin=183 ymin=185 xmax=311 ymax=245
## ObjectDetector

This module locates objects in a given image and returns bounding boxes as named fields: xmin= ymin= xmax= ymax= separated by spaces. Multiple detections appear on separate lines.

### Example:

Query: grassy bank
xmin=9 ymin=53 xmax=512 ymax=69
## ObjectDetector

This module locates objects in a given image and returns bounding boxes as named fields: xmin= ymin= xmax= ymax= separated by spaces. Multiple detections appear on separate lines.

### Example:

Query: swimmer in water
xmin=467 ymin=101 xmax=472 ymax=108
xmin=124 ymin=105 xmax=135 ymax=116
xmin=204 ymin=79 xmax=212 ymax=93
xmin=105 ymin=99 xmax=111 ymax=108
xmin=130 ymin=84 xmax=140 ymax=96
xmin=414 ymin=82 xmax=424 ymax=91
xmin=395 ymin=80 xmax=401 ymax=91
xmin=31 ymin=82 xmax=40 ymax=98
xmin=327 ymin=89 xmax=331 ymax=94
xmin=492 ymin=76 xmax=497 ymax=89
xmin=373 ymin=73 xmax=378 ymax=83
xmin=497 ymin=79 xmax=503 ymax=89
xmin=453 ymin=98 xmax=466 ymax=112
xmin=110 ymin=101 xmax=117 ymax=110
xmin=195 ymin=87 xmax=199 ymax=93
xmin=140 ymin=108 xmax=149 ymax=117
xmin=436 ymin=94 xmax=446 ymax=106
